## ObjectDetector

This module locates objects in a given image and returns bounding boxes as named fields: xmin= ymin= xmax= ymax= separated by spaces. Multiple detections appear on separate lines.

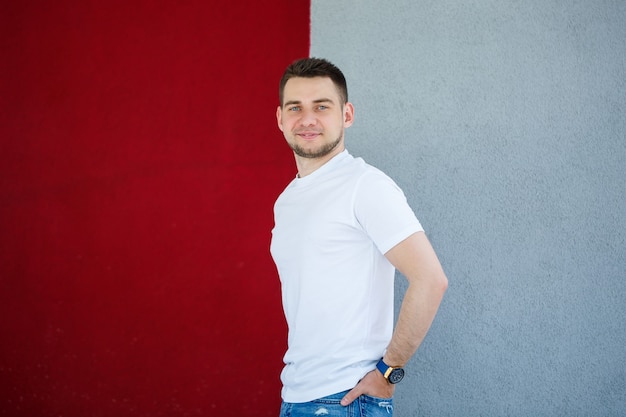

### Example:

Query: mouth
xmin=296 ymin=131 xmax=322 ymax=141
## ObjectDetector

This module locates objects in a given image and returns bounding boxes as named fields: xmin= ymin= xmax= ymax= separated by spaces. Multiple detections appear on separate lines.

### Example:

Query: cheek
xmin=279 ymin=117 xmax=296 ymax=132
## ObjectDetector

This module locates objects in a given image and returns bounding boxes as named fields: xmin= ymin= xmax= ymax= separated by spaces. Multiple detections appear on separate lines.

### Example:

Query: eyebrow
xmin=283 ymin=98 xmax=335 ymax=107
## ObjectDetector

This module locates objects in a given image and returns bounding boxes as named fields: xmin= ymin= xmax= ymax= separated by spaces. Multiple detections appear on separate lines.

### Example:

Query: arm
xmin=341 ymin=231 xmax=448 ymax=405
xmin=382 ymin=231 xmax=448 ymax=366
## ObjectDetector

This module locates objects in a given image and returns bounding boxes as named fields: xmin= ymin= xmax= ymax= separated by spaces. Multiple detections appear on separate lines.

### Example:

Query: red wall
xmin=0 ymin=2 xmax=309 ymax=415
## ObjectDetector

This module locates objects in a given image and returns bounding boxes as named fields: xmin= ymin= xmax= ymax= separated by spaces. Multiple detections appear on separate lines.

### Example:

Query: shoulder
xmin=354 ymin=162 xmax=402 ymax=195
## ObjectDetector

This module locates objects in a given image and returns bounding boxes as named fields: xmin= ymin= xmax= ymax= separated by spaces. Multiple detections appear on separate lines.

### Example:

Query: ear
xmin=276 ymin=106 xmax=284 ymax=132
xmin=343 ymin=102 xmax=355 ymax=128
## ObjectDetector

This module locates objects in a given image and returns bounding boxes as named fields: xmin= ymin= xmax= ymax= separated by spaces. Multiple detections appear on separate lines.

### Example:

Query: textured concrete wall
xmin=311 ymin=1 xmax=625 ymax=415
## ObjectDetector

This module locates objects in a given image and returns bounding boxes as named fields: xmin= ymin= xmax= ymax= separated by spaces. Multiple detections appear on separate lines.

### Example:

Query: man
xmin=270 ymin=57 xmax=448 ymax=416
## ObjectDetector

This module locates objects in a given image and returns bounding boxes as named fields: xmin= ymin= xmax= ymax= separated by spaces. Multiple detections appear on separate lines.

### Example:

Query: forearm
xmin=383 ymin=278 xmax=447 ymax=366
xmin=382 ymin=231 xmax=448 ymax=367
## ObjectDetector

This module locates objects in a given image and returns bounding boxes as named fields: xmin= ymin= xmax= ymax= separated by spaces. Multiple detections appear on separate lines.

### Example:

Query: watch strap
xmin=376 ymin=358 xmax=405 ymax=384
xmin=376 ymin=358 xmax=393 ymax=379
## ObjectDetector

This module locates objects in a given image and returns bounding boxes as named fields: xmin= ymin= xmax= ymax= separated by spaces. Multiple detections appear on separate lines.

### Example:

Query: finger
xmin=340 ymin=387 xmax=361 ymax=406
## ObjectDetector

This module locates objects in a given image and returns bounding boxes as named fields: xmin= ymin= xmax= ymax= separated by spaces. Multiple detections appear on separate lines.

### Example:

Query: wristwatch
xmin=376 ymin=358 xmax=405 ymax=384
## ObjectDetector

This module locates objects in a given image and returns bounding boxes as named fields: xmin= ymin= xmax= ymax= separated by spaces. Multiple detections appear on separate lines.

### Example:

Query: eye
xmin=317 ymin=105 xmax=328 ymax=110
xmin=288 ymin=106 xmax=301 ymax=112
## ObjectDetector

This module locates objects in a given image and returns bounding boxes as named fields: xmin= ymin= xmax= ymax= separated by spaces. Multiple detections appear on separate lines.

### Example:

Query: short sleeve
xmin=353 ymin=170 xmax=423 ymax=254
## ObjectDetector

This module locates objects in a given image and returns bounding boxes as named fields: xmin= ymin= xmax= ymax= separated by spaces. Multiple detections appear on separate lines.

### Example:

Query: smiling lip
xmin=296 ymin=131 xmax=321 ymax=141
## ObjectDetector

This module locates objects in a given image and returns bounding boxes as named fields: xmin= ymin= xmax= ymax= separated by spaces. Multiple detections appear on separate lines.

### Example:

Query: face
xmin=276 ymin=76 xmax=354 ymax=160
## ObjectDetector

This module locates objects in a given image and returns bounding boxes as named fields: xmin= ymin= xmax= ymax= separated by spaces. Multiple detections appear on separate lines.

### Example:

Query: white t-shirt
xmin=270 ymin=150 xmax=423 ymax=403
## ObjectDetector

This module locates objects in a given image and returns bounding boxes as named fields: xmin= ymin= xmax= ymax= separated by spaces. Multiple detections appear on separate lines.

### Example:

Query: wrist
xmin=376 ymin=358 xmax=405 ymax=384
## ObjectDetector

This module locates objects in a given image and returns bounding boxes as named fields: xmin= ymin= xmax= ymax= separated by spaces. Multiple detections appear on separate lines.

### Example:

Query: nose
xmin=299 ymin=109 xmax=317 ymax=127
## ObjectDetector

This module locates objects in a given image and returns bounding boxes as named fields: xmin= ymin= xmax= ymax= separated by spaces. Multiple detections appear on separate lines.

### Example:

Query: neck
xmin=295 ymin=144 xmax=345 ymax=178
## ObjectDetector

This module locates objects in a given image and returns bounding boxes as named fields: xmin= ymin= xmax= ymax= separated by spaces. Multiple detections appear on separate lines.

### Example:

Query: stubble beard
xmin=290 ymin=134 xmax=343 ymax=159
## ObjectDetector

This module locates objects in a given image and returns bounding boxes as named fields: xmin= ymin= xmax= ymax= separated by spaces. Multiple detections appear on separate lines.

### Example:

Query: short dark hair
xmin=279 ymin=57 xmax=348 ymax=107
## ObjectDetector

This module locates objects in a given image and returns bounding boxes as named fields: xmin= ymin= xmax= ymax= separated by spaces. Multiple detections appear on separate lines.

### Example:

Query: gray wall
xmin=311 ymin=1 xmax=626 ymax=415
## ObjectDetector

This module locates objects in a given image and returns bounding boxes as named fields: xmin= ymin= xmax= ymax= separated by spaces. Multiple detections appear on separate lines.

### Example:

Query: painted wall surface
xmin=312 ymin=1 xmax=625 ymax=415
xmin=0 ymin=1 xmax=309 ymax=416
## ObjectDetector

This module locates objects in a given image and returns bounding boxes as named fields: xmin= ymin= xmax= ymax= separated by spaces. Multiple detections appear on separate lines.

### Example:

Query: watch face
xmin=389 ymin=368 xmax=405 ymax=384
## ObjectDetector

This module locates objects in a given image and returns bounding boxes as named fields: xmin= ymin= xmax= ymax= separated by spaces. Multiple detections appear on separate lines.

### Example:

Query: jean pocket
xmin=360 ymin=395 xmax=394 ymax=415
xmin=361 ymin=394 xmax=393 ymax=401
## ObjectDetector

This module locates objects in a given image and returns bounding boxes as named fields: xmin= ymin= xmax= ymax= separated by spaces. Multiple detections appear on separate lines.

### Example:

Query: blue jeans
xmin=279 ymin=390 xmax=394 ymax=417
